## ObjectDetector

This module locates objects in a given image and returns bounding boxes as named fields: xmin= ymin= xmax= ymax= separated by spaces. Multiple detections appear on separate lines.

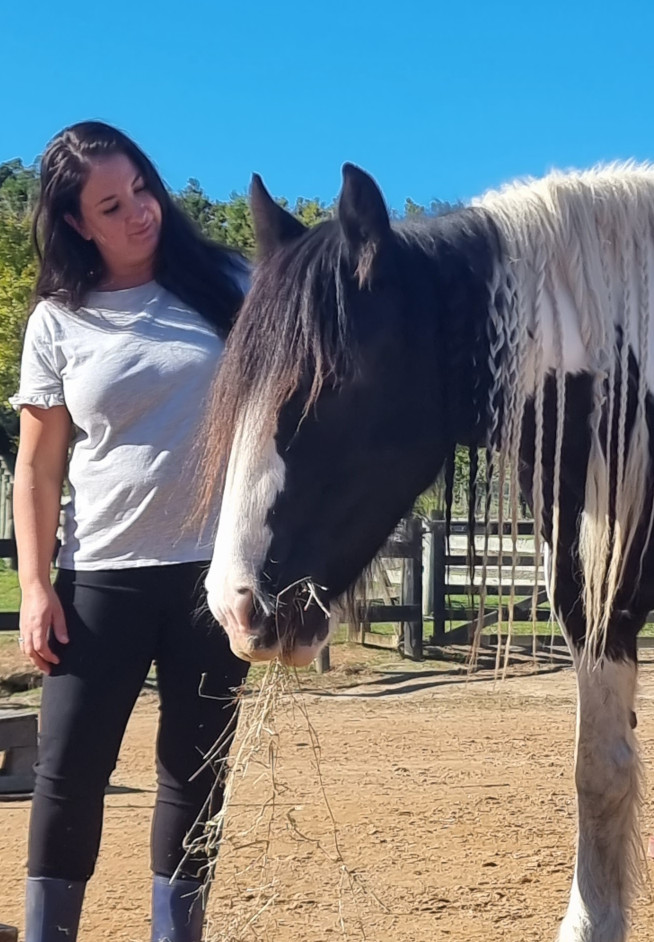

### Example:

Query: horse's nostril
xmin=232 ymin=586 xmax=255 ymax=625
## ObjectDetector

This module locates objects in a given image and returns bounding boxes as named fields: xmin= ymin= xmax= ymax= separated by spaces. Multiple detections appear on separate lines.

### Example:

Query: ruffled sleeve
xmin=9 ymin=302 xmax=66 ymax=411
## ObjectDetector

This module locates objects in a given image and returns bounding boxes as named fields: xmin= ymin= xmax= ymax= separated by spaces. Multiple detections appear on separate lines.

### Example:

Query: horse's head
xmin=203 ymin=165 xmax=489 ymax=665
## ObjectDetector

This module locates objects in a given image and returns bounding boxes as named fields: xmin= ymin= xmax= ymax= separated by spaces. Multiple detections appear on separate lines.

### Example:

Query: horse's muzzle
xmin=209 ymin=584 xmax=331 ymax=667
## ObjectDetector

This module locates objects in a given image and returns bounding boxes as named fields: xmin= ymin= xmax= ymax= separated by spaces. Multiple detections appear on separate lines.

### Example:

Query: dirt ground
xmin=4 ymin=645 xmax=654 ymax=941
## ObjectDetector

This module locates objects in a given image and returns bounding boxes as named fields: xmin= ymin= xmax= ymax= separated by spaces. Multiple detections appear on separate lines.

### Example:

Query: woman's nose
xmin=129 ymin=198 xmax=148 ymax=223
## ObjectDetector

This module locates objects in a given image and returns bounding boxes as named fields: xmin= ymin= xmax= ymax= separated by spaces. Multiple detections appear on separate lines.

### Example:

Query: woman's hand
xmin=19 ymin=582 xmax=68 ymax=674
xmin=13 ymin=403 xmax=71 ymax=674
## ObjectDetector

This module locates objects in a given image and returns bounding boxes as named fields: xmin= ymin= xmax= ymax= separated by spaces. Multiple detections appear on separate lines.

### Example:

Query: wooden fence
xmin=343 ymin=516 xmax=423 ymax=658
xmin=334 ymin=514 xmax=548 ymax=663
xmin=427 ymin=517 xmax=549 ymax=646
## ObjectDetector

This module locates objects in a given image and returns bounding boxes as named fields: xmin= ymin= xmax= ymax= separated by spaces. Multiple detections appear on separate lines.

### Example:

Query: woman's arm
xmin=14 ymin=404 xmax=71 ymax=673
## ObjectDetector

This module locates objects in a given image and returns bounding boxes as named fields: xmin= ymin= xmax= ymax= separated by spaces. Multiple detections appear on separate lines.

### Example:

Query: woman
xmin=11 ymin=121 xmax=250 ymax=942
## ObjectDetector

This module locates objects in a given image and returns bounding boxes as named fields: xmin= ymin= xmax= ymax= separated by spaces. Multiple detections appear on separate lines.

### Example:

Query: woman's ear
xmin=64 ymin=213 xmax=91 ymax=241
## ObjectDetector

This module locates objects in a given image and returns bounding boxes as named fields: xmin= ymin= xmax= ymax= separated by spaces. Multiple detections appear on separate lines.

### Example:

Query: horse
xmin=200 ymin=161 xmax=654 ymax=942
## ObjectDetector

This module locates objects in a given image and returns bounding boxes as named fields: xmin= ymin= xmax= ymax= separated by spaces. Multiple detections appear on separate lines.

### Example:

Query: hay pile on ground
xmin=182 ymin=662 xmax=381 ymax=941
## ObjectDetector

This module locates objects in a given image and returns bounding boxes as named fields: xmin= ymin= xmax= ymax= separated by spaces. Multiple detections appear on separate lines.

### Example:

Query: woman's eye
xmin=134 ymin=183 xmax=147 ymax=194
xmin=103 ymin=204 xmax=119 ymax=215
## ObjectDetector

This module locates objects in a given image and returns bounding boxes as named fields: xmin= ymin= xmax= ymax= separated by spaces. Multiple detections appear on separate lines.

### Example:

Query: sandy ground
xmin=3 ymin=646 xmax=654 ymax=941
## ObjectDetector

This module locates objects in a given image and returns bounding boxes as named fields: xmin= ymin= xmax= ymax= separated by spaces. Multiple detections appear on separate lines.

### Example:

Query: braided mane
xmin=478 ymin=163 xmax=654 ymax=658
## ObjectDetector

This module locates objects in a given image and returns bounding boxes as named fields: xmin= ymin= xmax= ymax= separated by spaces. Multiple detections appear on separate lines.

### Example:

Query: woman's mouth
xmin=131 ymin=220 xmax=157 ymax=239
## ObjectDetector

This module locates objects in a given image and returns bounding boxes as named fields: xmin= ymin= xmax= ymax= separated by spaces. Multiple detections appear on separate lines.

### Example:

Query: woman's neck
xmin=97 ymin=260 xmax=155 ymax=291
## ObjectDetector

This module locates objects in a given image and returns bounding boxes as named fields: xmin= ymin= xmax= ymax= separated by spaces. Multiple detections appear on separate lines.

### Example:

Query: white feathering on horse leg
xmin=558 ymin=658 xmax=641 ymax=942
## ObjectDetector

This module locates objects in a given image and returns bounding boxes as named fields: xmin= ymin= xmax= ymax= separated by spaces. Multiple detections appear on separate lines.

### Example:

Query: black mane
xmin=394 ymin=207 xmax=502 ymax=445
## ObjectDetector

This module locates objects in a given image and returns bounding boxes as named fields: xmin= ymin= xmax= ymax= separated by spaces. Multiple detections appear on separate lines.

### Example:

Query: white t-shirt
xmin=11 ymin=281 xmax=231 ymax=570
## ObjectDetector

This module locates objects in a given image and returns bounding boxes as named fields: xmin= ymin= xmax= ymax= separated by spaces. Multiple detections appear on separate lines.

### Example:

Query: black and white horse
xmin=202 ymin=162 xmax=654 ymax=942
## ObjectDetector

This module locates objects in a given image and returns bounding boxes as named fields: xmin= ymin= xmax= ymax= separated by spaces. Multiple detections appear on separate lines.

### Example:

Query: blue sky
xmin=3 ymin=0 xmax=654 ymax=212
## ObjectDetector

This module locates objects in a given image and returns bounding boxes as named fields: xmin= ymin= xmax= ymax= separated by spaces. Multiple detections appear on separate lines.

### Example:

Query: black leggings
xmin=28 ymin=563 xmax=249 ymax=882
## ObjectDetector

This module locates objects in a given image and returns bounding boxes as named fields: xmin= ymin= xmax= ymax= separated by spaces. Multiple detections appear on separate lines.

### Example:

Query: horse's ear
xmin=250 ymin=174 xmax=307 ymax=256
xmin=338 ymin=163 xmax=391 ymax=256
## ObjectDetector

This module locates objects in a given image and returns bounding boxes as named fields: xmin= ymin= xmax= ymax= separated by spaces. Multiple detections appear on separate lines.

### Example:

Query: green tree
xmin=176 ymin=183 xmax=256 ymax=254
xmin=293 ymin=197 xmax=332 ymax=227
xmin=211 ymin=194 xmax=256 ymax=255
xmin=404 ymin=197 xmax=425 ymax=216
xmin=0 ymin=159 xmax=39 ymax=215
xmin=0 ymin=210 xmax=36 ymax=439
xmin=175 ymin=178 xmax=214 ymax=231
xmin=176 ymin=183 xmax=333 ymax=256
xmin=429 ymin=198 xmax=461 ymax=216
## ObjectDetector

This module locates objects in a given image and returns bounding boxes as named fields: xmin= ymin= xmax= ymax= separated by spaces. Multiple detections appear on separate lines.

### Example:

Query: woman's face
xmin=67 ymin=153 xmax=162 ymax=278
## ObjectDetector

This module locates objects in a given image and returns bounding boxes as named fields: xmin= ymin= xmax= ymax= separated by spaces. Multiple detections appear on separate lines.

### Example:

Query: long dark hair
xmin=32 ymin=121 xmax=247 ymax=337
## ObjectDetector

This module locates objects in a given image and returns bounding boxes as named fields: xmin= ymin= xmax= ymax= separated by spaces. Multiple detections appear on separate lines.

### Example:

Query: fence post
xmin=0 ymin=458 xmax=16 ymax=570
xmin=430 ymin=512 xmax=447 ymax=642
xmin=348 ymin=618 xmax=364 ymax=644
xmin=314 ymin=644 xmax=331 ymax=674
xmin=0 ymin=471 xmax=5 ymax=542
xmin=315 ymin=611 xmax=339 ymax=673
xmin=5 ymin=467 xmax=13 ymax=543
xmin=402 ymin=518 xmax=423 ymax=660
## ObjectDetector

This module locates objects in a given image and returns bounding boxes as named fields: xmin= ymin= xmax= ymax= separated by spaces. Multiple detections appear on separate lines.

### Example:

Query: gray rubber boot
xmin=151 ymin=875 xmax=205 ymax=942
xmin=25 ymin=876 xmax=86 ymax=942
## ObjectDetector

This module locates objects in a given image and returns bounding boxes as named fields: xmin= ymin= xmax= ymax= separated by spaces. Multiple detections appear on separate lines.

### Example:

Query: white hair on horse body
xmin=476 ymin=163 xmax=654 ymax=659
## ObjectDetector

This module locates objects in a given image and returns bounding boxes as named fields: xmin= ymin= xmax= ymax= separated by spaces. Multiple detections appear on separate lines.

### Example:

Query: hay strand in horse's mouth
xmin=177 ymin=659 xmax=383 ymax=941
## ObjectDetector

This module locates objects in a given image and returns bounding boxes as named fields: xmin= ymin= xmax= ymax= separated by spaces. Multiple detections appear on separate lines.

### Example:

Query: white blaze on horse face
xmin=205 ymin=408 xmax=285 ymax=660
xmin=558 ymin=657 xmax=639 ymax=942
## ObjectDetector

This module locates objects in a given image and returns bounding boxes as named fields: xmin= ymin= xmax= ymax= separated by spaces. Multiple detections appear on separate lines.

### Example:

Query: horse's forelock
xmin=193 ymin=221 xmax=357 ymax=523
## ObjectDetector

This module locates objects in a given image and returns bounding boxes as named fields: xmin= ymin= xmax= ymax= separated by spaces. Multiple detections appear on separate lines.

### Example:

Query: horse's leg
xmin=557 ymin=649 xmax=640 ymax=942
xmin=559 ymin=624 xmax=640 ymax=942
xmin=540 ymin=543 xmax=643 ymax=942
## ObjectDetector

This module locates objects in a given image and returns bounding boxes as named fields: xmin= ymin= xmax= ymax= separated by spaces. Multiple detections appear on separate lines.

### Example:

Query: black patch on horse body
xmin=519 ymin=357 xmax=654 ymax=660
